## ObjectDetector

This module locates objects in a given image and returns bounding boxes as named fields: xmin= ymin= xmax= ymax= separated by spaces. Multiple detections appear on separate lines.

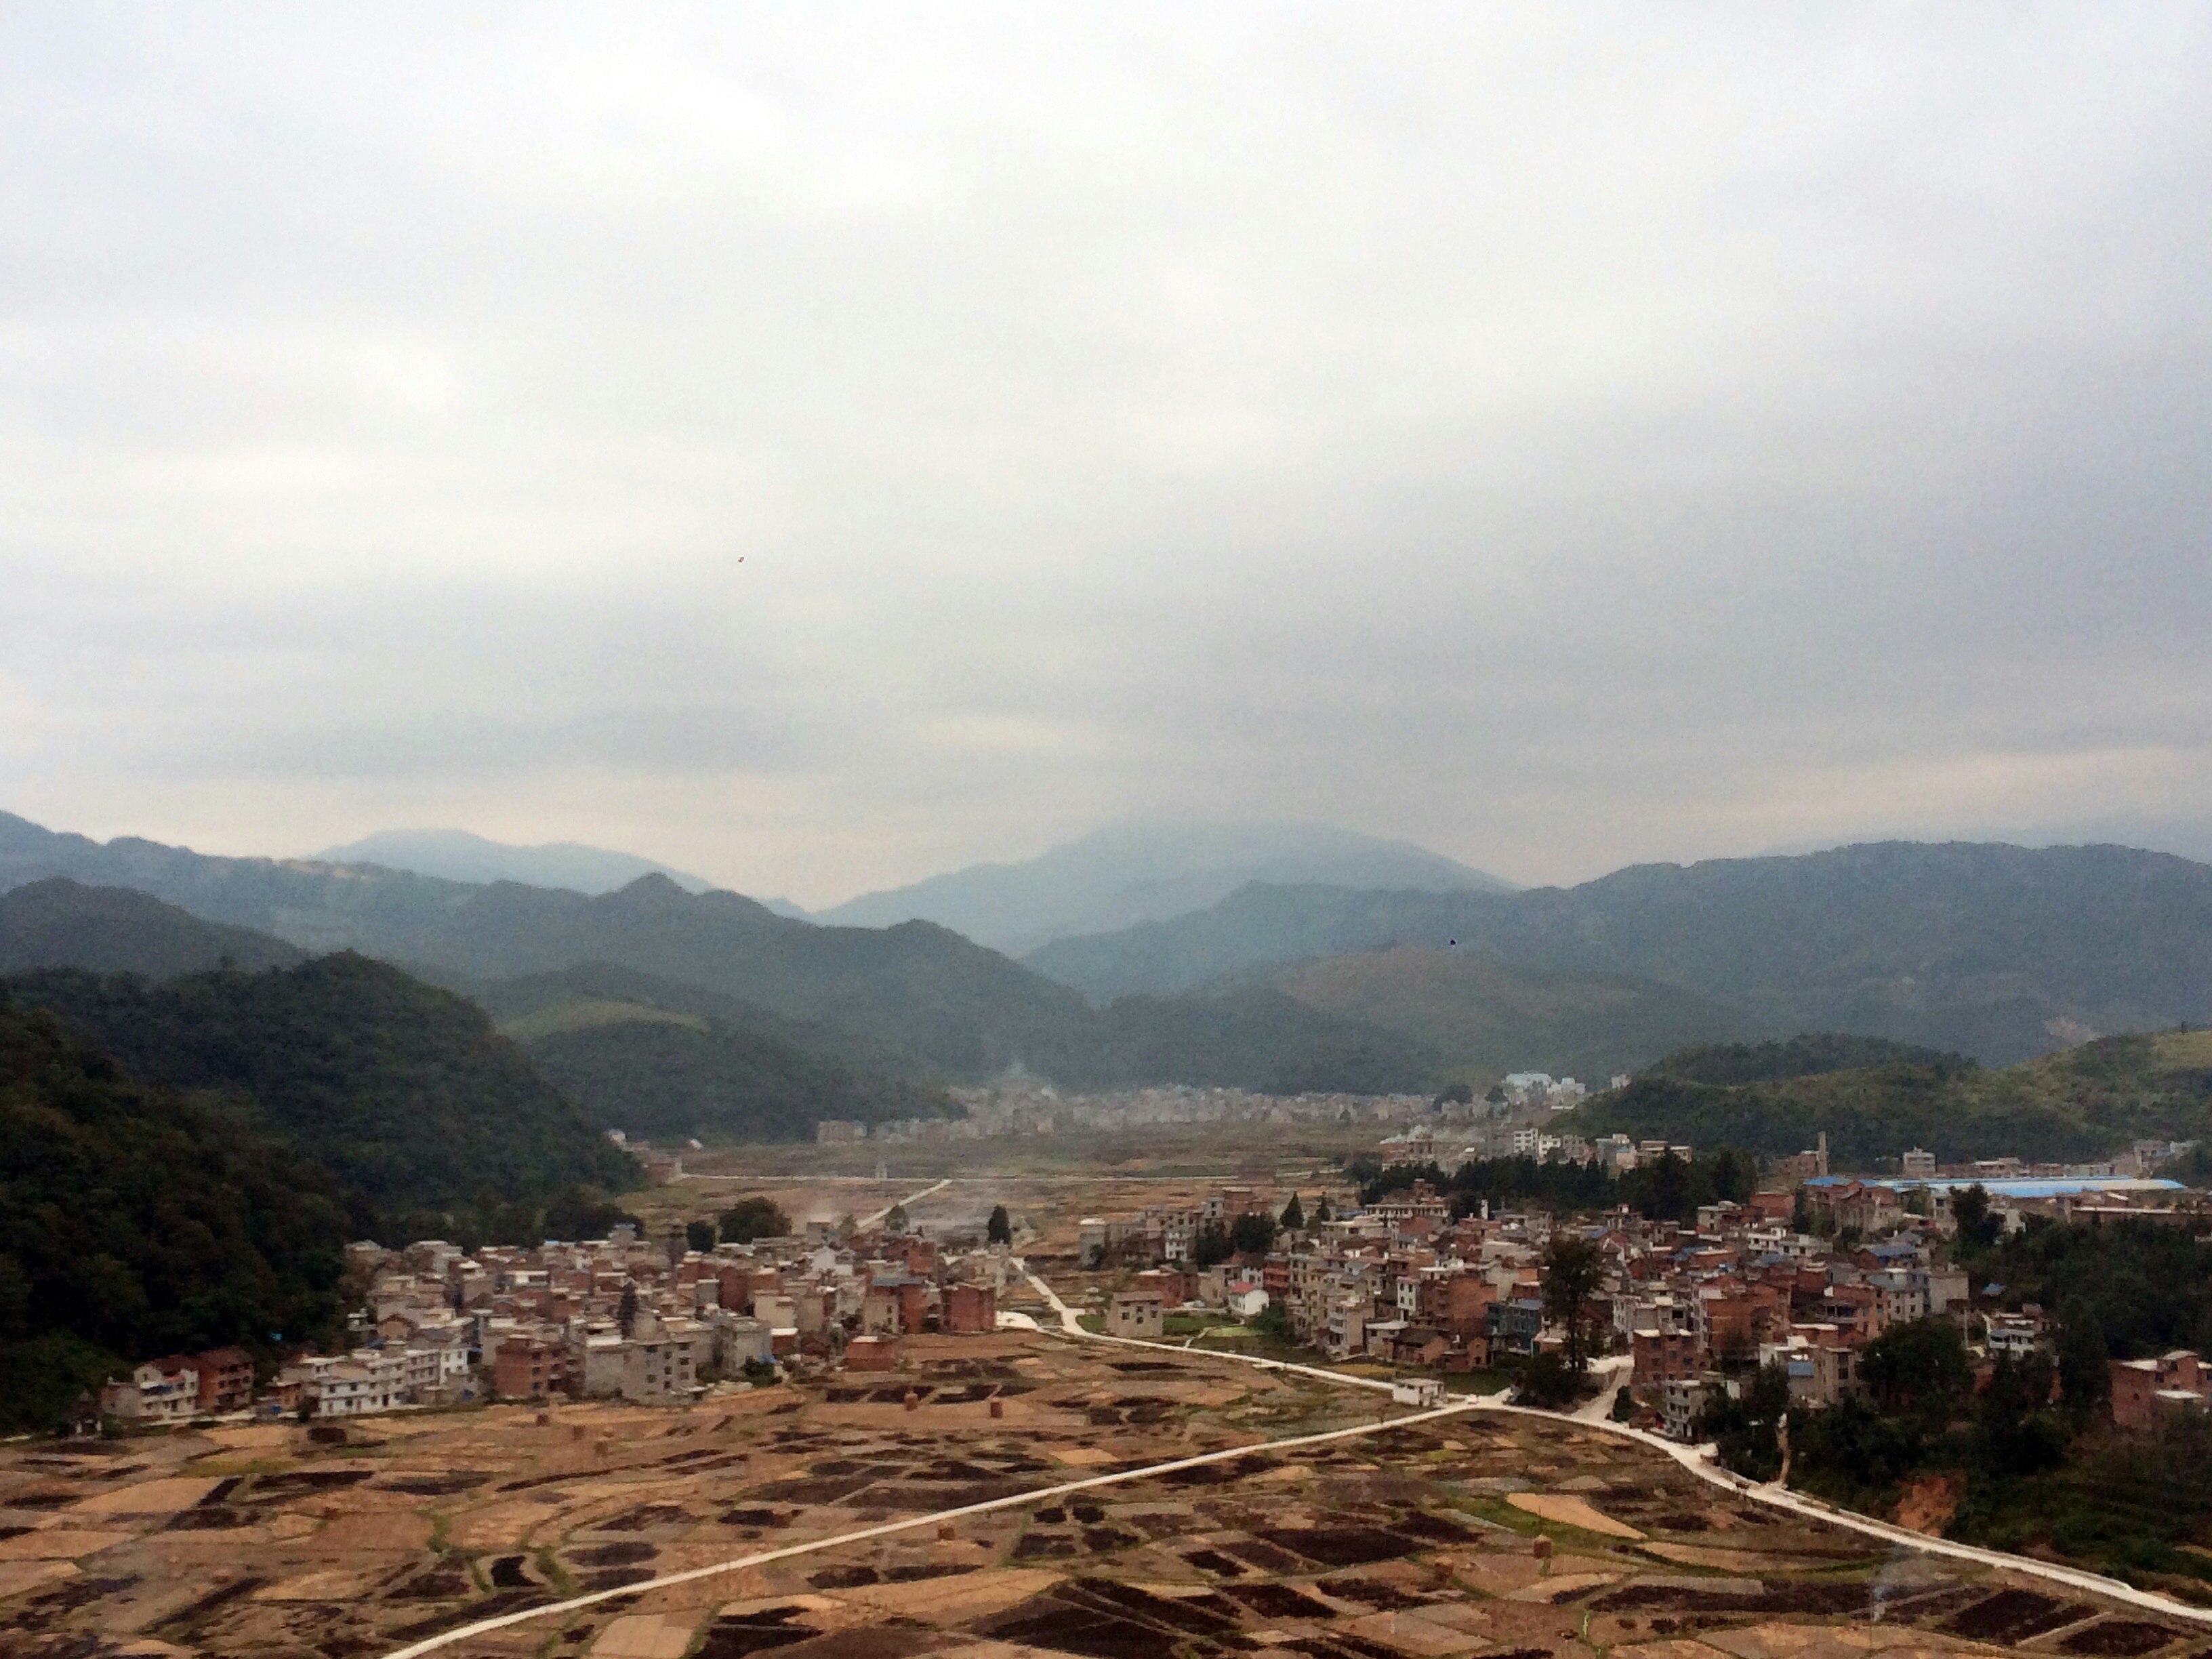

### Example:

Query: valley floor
xmin=4 ymin=1319 xmax=2207 ymax=1659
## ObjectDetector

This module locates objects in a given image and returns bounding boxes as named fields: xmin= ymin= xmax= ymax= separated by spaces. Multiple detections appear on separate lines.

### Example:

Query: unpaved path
xmin=1019 ymin=1261 xmax=2212 ymax=1631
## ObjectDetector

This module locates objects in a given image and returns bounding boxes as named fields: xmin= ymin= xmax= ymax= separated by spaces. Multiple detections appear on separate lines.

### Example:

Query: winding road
xmin=1019 ymin=1261 xmax=2212 ymax=1630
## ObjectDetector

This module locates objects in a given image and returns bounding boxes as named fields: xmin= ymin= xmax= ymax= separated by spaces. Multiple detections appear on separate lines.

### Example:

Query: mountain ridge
xmin=817 ymin=820 xmax=1512 ymax=954
xmin=312 ymin=827 xmax=718 ymax=895
xmin=0 ymin=812 xmax=1436 ymax=1094
xmin=1025 ymin=840 xmax=2212 ymax=1063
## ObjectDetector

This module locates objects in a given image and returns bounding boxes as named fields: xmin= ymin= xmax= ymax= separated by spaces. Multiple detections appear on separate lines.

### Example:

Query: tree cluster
xmin=0 ymin=991 xmax=348 ymax=1431
xmin=7 ymin=958 xmax=640 ymax=1243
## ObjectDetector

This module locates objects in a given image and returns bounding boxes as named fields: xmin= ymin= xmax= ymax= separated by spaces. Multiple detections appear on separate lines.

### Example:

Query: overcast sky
xmin=5 ymin=5 xmax=2210 ymax=905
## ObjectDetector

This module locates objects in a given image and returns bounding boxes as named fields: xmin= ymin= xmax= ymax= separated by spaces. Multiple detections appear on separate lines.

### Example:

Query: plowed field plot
xmin=0 ymin=1332 xmax=2200 ymax=1658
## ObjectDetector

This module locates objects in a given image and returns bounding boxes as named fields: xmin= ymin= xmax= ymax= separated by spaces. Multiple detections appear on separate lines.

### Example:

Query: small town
xmin=92 ymin=1139 xmax=2211 ymax=1454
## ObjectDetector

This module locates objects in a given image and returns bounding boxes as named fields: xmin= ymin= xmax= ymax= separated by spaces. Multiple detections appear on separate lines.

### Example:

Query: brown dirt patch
xmin=1892 ymin=1473 xmax=1961 ymax=1536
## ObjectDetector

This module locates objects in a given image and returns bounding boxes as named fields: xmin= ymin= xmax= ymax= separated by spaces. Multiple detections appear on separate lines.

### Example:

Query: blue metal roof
xmin=1805 ymin=1176 xmax=2182 ymax=1199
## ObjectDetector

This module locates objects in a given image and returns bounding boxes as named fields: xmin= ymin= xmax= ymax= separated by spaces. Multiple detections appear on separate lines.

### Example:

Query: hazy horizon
xmin=7 ymin=7 xmax=2211 ymax=908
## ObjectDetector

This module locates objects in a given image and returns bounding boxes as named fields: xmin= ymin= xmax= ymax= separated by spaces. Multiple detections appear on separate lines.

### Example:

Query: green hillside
xmin=0 ymin=814 xmax=1425 ymax=1092
xmin=0 ymin=988 xmax=349 ymax=1431
xmin=1026 ymin=842 xmax=2212 ymax=1063
xmin=1645 ymin=1032 xmax=1973 ymax=1086
xmin=1561 ymin=1029 xmax=2212 ymax=1168
xmin=0 ymin=877 xmax=307 ymax=977
xmin=1262 ymin=945 xmax=1763 ymax=1083
xmin=525 ymin=1021 xmax=958 ymax=1145
xmin=499 ymin=997 xmax=709 ymax=1042
xmin=470 ymin=963 xmax=964 ymax=1143
xmin=7 ymin=956 xmax=641 ymax=1238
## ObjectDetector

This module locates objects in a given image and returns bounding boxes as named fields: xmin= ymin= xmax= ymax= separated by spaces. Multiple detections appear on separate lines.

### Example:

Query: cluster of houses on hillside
xmin=1074 ymin=1164 xmax=2212 ymax=1441
xmin=1376 ymin=1126 xmax=1692 ymax=1169
xmin=99 ymin=1214 xmax=1017 ymax=1424
xmin=834 ymin=1083 xmax=1445 ymax=1146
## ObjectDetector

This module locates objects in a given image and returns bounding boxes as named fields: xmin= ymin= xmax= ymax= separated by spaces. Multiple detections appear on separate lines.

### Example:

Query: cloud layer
xmin=5 ymin=5 xmax=2210 ymax=903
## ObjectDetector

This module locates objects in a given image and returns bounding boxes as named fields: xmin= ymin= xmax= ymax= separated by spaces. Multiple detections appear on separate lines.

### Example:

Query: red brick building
xmin=188 ymin=1347 xmax=255 ymax=1414
xmin=2112 ymin=1351 xmax=2208 ymax=1429
xmin=494 ymin=1336 xmax=568 ymax=1399
xmin=846 ymin=1334 xmax=901 ymax=1371
xmin=1632 ymin=1327 xmax=1698 ymax=1393
xmin=943 ymin=1282 xmax=998 ymax=1335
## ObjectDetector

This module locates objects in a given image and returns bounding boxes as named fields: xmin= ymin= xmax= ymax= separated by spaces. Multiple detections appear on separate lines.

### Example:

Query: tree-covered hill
xmin=0 ymin=988 xmax=349 ymax=1431
xmin=1258 ymin=945 xmax=1765 ymax=1084
xmin=1027 ymin=841 xmax=2212 ymax=1063
xmin=1559 ymin=1028 xmax=2212 ymax=1168
xmin=0 ymin=813 xmax=1432 ymax=1092
xmin=1643 ymin=1032 xmax=1973 ymax=1086
xmin=525 ymin=1021 xmax=958 ymax=1144
xmin=0 ymin=877 xmax=307 ymax=977
xmin=7 ymin=956 xmax=640 ymax=1237
xmin=470 ymin=962 xmax=964 ymax=1143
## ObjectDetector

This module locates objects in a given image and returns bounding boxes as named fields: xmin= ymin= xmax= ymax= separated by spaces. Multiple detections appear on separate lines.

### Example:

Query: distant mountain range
xmin=0 ymin=817 xmax=1436 ymax=1097
xmin=815 ymin=821 xmax=1512 ymax=954
xmin=12 ymin=810 xmax=2212 ymax=1102
xmin=312 ymin=827 xmax=718 ymax=895
xmin=1027 ymin=841 xmax=2212 ymax=1064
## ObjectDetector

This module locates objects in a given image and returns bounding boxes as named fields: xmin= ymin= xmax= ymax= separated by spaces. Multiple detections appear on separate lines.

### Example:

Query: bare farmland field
xmin=4 ymin=1327 xmax=2198 ymax=1659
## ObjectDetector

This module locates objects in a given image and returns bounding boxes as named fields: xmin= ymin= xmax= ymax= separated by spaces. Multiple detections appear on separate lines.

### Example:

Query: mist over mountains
xmin=8 ymin=810 xmax=2211 ymax=1101
xmin=815 ymin=821 xmax=1511 ymax=955
xmin=0 ymin=813 xmax=1440 ymax=1096
xmin=312 ymin=827 xmax=718 ymax=897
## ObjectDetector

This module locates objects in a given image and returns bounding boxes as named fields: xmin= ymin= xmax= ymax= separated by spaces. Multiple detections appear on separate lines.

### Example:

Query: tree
xmin=1230 ymin=1212 xmax=1277 ymax=1256
xmin=1313 ymin=1195 xmax=1333 ymax=1224
xmin=1278 ymin=1192 xmax=1305 ymax=1231
xmin=1631 ymin=1151 xmax=1692 ymax=1224
xmin=1791 ymin=1185 xmax=1811 ymax=1235
xmin=1192 ymin=1221 xmax=1233 ymax=1268
xmin=1542 ymin=1234 xmax=1607 ymax=1373
xmin=1515 ymin=1350 xmax=1579 ymax=1410
xmin=1977 ymin=1349 xmax=2068 ymax=1476
xmin=987 ymin=1204 xmax=1011 ymax=1246
xmin=719 ymin=1196 xmax=792 ymax=1244
xmin=544 ymin=1185 xmax=641 ymax=1244
xmin=1700 ymin=1361 xmax=1790 ymax=1482
xmin=884 ymin=1202 xmax=910 ymax=1237
xmin=1861 ymin=1317 xmax=1971 ymax=1429
xmin=1952 ymin=1183 xmax=2001 ymax=1253
xmin=1434 ymin=1082 xmax=1473 ymax=1109
xmin=2055 ymin=1300 xmax=2112 ymax=1423
xmin=685 ymin=1219 xmax=716 ymax=1254
xmin=617 ymin=1282 xmax=639 ymax=1338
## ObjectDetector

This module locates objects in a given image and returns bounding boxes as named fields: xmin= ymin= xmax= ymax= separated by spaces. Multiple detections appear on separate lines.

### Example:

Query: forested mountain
xmin=0 ymin=877 xmax=308 ymax=977
xmin=1027 ymin=842 xmax=2212 ymax=1063
xmin=0 ymin=989 xmax=350 ymax=1431
xmin=7 ymin=956 xmax=640 ymax=1239
xmin=817 ymin=820 xmax=1511 ymax=954
xmin=0 ymin=813 xmax=1431 ymax=1092
xmin=313 ymin=827 xmax=716 ymax=895
xmin=1644 ymin=1033 xmax=1973 ymax=1087
xmin=463 ymin=962 xmax=962 ymax=1143
xmin=1258 ymin=946 xmax=1763 ymax=1084
xmin=1561 ymin=1028 xmax=2212 ymax=1166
